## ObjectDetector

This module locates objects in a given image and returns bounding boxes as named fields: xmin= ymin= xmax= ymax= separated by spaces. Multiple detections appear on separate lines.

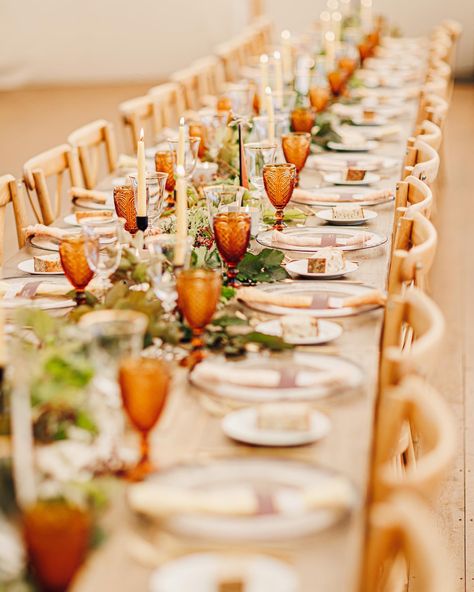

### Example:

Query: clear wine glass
xmin=82 ymin=221 xmax=122 ymax=298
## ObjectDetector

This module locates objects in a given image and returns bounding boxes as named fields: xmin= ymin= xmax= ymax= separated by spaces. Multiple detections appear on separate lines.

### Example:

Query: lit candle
xmin=174 ymin=164 xmax=187 ymax=267
xmin=281 ymin=30 xmax=292 ymax=83
xmin=331 ymin=11 xmax=342 ymax=43
xmin=273 ymin=50 xmax=283 ymax=104
xmin=320 ymin=11 xmax=331 ymax=36
xmin=325 ymin=31 xmax=336 ymax=71
xmin=136 ymin=128 xmax=147 ymax=218
xmin=360 ymin=0 xmax=373 ymax=33
xmin=259 ymin=54 xmax=269 ymax=109
xmin=177 ymin=117 xmax=186 ymax=168
xmin=265 ymin=86 xmax=275 ymax=144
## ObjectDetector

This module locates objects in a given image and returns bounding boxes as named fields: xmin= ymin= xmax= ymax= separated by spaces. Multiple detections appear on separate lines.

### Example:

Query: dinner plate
xmin=255 ymin=318 xmax=343 ymax=344
xmin=306 ymin=153 xmax=398 ymax=172
xmin=285 ymin=258 xmax=359 ymax=279
xmin=327 ymin=140 xmax=378 ymax=152
xmin=17 ymin=258 xmax=64 ymax=276
xmin=350 ymin=116 xmax=388 ymax=126
xmin=239 ymin=280 xmax=384 ymax=319
xmin=316 ymin=208 xmax=378 ymax=226
xmin=257 ymin=227 xmax=387 ymax=253
xmin=222 ymin=407 xmax=332 ymax=447
xmin=0 ymin=280 xmax=74 ymax=310
xmin=190 ymin=352 xmax=364 ymax=402
xmin=324 ymin=172 xmax=380 ymax=185
xmin=64 ymin=213 xmax=116 ymax=226
xmin=291 ymin=186 xmax=394 ymax=207
xmin=136 ymin=457 xmax=357 ymax=541
xmin=150 ymin=553 xmax=299 ymax=592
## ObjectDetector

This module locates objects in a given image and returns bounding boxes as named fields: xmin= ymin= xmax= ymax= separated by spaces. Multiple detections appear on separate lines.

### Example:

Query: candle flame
xmin=281 ymin=30 xmax=291 ymax=40
xmin=265 ymin=86 xmax=272 ymax=96
xmin=273 ymin=50 xmax=281 ymax=60
xmin=139 ymin=128 xmax=144 ymax=141
xmin=179 ymin=116 xmax=185 ymax=126
xmin=325 ymin=31 xmax=336 ymax=41
xmin=260 ymin=53 xmax=269 ymax=64
xmin=176 ymin=164 xmax=186 ymax=178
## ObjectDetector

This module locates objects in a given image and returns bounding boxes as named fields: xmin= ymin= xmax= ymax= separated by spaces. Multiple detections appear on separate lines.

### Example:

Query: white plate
xmin=324 ymin=172 xmax=380 ymax=185
xmin=257 ymin=227 xmax=387 ymax=253
xmin=239 ymin=280 xmax=384 ymax=319
xmin=139 ymin=457 xmax=357 ymax=541
xmin=327 ymin=140 xmax=378 ymax=152
xmin=150 ymin=553 xmax=298 ymax=592
xmin=292 ymin=186 xmax=394 ymax=207
xmin=17 ymin=259 xmax=64 ymax=276
xmin=351 ymin=116 xmax=388 ymax=126
xmin=190 ymin=352 xmax=364 ymax=403
xmin=316 ymin=208 xmax=378 ymax=226
xmin=64 ymin=213 xmax=116 ymax=226
xmin=306 ymin=153 xmax=398 ymax=172
xmin=255 ymin=318 xmax=343 ymax=344
xmin=222 ymin=407 xmax=331 ymax=447
xmin=285 ymin=258 xmax=359 ymax=279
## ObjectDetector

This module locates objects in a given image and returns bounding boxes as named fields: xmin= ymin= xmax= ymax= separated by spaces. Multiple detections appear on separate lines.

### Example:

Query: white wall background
xmin=0 ymin=0 xmax=472 ymax=89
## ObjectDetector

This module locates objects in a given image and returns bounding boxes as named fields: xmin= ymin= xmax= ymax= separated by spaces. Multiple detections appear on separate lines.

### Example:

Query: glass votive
xmin=128 ymin=171 xmax=168 ymax=226
xmin=244 ymin=142 xmax=277 ymax=191
xmin=192 ymin=162 xmax=219 ymax=187
xmin=252 ymin=114 xmax=290 ymax=142
xmin=167 ymin=137 xmax=201 ymax=178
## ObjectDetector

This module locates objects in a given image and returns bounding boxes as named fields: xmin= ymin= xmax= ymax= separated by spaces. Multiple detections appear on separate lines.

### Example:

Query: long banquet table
xmin=3 ymin=102 xmax=417 ymax=591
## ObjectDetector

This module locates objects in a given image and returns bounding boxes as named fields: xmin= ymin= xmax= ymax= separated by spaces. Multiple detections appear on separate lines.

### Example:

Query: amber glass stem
xmin=191 ymin=327 xmax=205 ymax=352
xmin=166 ymin=190 xmax=176 ymax=210
xmin=226 ymin=263 xmax=239 ymax=287
xmin=138 ymin=431 xmax=151 ymax=470
xmin=274 ymin=208 xmax=285 ymax=231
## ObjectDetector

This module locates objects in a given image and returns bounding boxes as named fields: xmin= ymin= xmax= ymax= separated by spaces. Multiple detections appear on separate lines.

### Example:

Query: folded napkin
xmin=128 ymin=477 xmax=353 ymax=518
xmin=272 ymin=229 xmax=372 ymax=248
xmin=69 ymin=187 xmax=109 ymax=205
xmin=23 ymin=224 xmax=70 ymax=242
xmin=0 ymin=280 xmax=71 ymax=299
xmin=193 ymin=361 xmax=341 ymax=389
xmin=293 ymin=187 xmax=393 ymax=205
xmin=238 ymin=286 xmax=386 ymax=310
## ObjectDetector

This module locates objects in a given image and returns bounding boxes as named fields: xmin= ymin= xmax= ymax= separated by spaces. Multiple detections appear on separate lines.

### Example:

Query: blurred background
xmin=0 ymin=0 xmax=473 ymax=177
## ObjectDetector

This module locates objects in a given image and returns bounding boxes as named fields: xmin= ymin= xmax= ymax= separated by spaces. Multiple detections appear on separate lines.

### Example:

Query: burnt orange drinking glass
xmin=213 ymin=212 xmax=251 ymax=287
xmin=281 ymin=132 xmax=311 ymax=186
xmin=113 ymin=184 xmax=138 ymax=233
xmin=119 ymin=357 xmax=170 ymax=480
xmin=328 ymin=70 xmax=347 ymax=97
xmin=309 ymin=87 xmax=330 ymax=112
xmin=176 ymin=269 xmax=222 ymax=367
xmin=338 ymin=57 xmax=357 ymax=76
xmin=59 ymin=233 xmax=95 ymax=305
xmin=188 ymin=121 xmax=208 ymax=159
xmin=290 ymin=107 xmax=316 ymax=133
xmin=262 ymin=163 xmax=297 ymax=230
xmin=23 ymin=500 xmax=91 ymax=592
xmin=155 ymin=150 xmax=176 ymax=209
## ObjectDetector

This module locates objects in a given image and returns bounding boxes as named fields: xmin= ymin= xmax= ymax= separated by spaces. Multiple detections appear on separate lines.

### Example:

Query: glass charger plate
xmin=131 ymin=457 xmax=358 ymax=542
xmin=291 ymin=185 xmax=394 ymax=207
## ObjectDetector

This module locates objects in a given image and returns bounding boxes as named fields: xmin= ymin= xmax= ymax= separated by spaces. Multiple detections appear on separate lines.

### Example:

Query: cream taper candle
xmin=136 ymin=128 xmax=147 ymax=217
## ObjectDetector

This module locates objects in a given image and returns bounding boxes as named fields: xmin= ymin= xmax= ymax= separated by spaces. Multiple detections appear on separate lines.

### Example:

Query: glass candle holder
xmin=167 ymin=137 xmax=201 ymax=178
xmin=270 ymin=90 xmax=297 ymax=115
xmin=113 ymin=184 xmax=137 ymax=234
xmin=213 ymin=211 xmax=251 ymax=287
xmin=290 ymin=107 xmax=316 ymax=133
xmin=244 ymin=142 xmax=277 ymax=192
xmin=198 ymin=110 xmax=229 ymax=159
xmin=155 ymin=150 xmax=176 ymax=209
xmin=59 ymin=233 xmax=95 ymax=304
xmin=262 ymin=163 xmax=297 ymax=230
xmin=221 ymin=83 xmax=253 ymax=117
xmin=252 ymin=114 xmax=290 ymax=142
xmin=281 ymin=132 xmax=311 ymax=186
xmin=203 ymin=184 xmax=245 ymax=226
xmin=119 ymin=357 xmax=170 ymax=480
xmin=176 ymin=268 xmax=222 ymax=367
xmin=128 ymin=171 xmax=168 ymax=227
xmin=82 ymin=221 xmax=122 ymax=298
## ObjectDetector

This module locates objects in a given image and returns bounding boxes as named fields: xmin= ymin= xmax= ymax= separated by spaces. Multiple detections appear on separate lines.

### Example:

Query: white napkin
xmin=23 ymin=224 xmax=70 ymax=241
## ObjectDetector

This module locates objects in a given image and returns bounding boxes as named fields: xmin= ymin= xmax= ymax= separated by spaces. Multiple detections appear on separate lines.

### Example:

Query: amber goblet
xmin=309 ymin=87 xmax=330 ymax=112
xmin=281 ymin=132 xmax=311 ymax=186
xmin=23 ymin=500 xmax=91 ymax=592
xmin=290 ymin=107 xmax=316 ymax=133
xmin=213 ymin=212 xmax=251 ymax=287
xmin=113 ymin=184 xmax=137 ymax=233
xmin=262 ymin=163 xmax=297 ymax=230
xmin=188 ymin=121 xmax=208 ymax=159
xmin=119 ymin=357 xmax=170 ymax=480
xmin=176 ymin=269 xmax=222 ymax=367
xmin=155 ymin=150 xmax=176 ymax=209
xmin=59 ymin=233 xmax=95 ymax=305
xmin=338 ymin=57 xmax=357 ymax=76
xmin=328 ymin=71 xmax=348 ymax=97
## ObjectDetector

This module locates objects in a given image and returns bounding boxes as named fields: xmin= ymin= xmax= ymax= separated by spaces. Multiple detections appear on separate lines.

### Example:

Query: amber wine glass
xmin=23 ymin=500 xmax=91 ymax=592
xmin=59 ymin=233 xmax=95 ymax=304
xmin=176 ymin=268 xmax=222 ymax=367
xmin=281 ymin=132 xmax=311 ymax=186
xmin=119 ymin=357 xmax=170 ymax=480
xmin=309 ymin=87 xmax=330 ymax=112
xmin=262 ymin=163 xmax=297 ymax=230
xmin=155 ymin=150 xmax=176 ymax=209
xmin=290 ymin=107 xmax=316 ymax=133
xmin=113 ymin=184 xmax=137 ymax=233
xmin=213 ymin=212 xmax=251 ymax=287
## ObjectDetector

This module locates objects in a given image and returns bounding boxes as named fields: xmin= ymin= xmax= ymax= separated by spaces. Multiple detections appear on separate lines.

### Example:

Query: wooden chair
xmin=416 ymin=93 xmax=449 ymax=128
xmin=148 ymin=82 xmax=186 ymax=129
xmin=380 ymin=287 xmax=445 ymax=390
xmin=361 ymin=492 xmax=454 ymax=592
xmin=170 ymin=68 xmax=202 ymax=112
xmin=119 ymin=95 xmax=157 ymax=152
xmin=372 ymin=375 xmax=456 ymax=502
xmin=388 ymin=212 xmax=437 ymax=296
xmin=192 ymin=56 xmax=226 ymax=99
xmin=215 ymin=41 xmax=242 ymax=82
xmin=393 ymin=176 xmax=433 ymax=236
xmin=0 ymin=174 xmax=28 ymax=264
xmin=23 ymin=145 xmax=82 ymax=225
xmin=413 ymin=119 xmax=442 ymax=151
xmin=67 ymin=119 xmax=118 ymax=190
xmin=402 ymin=139 xmax=439 ymax=184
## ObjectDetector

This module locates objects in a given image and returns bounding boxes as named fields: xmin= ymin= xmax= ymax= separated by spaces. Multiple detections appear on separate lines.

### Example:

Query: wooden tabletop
xmin=3 ymin=108 xmax=416 ymax=591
